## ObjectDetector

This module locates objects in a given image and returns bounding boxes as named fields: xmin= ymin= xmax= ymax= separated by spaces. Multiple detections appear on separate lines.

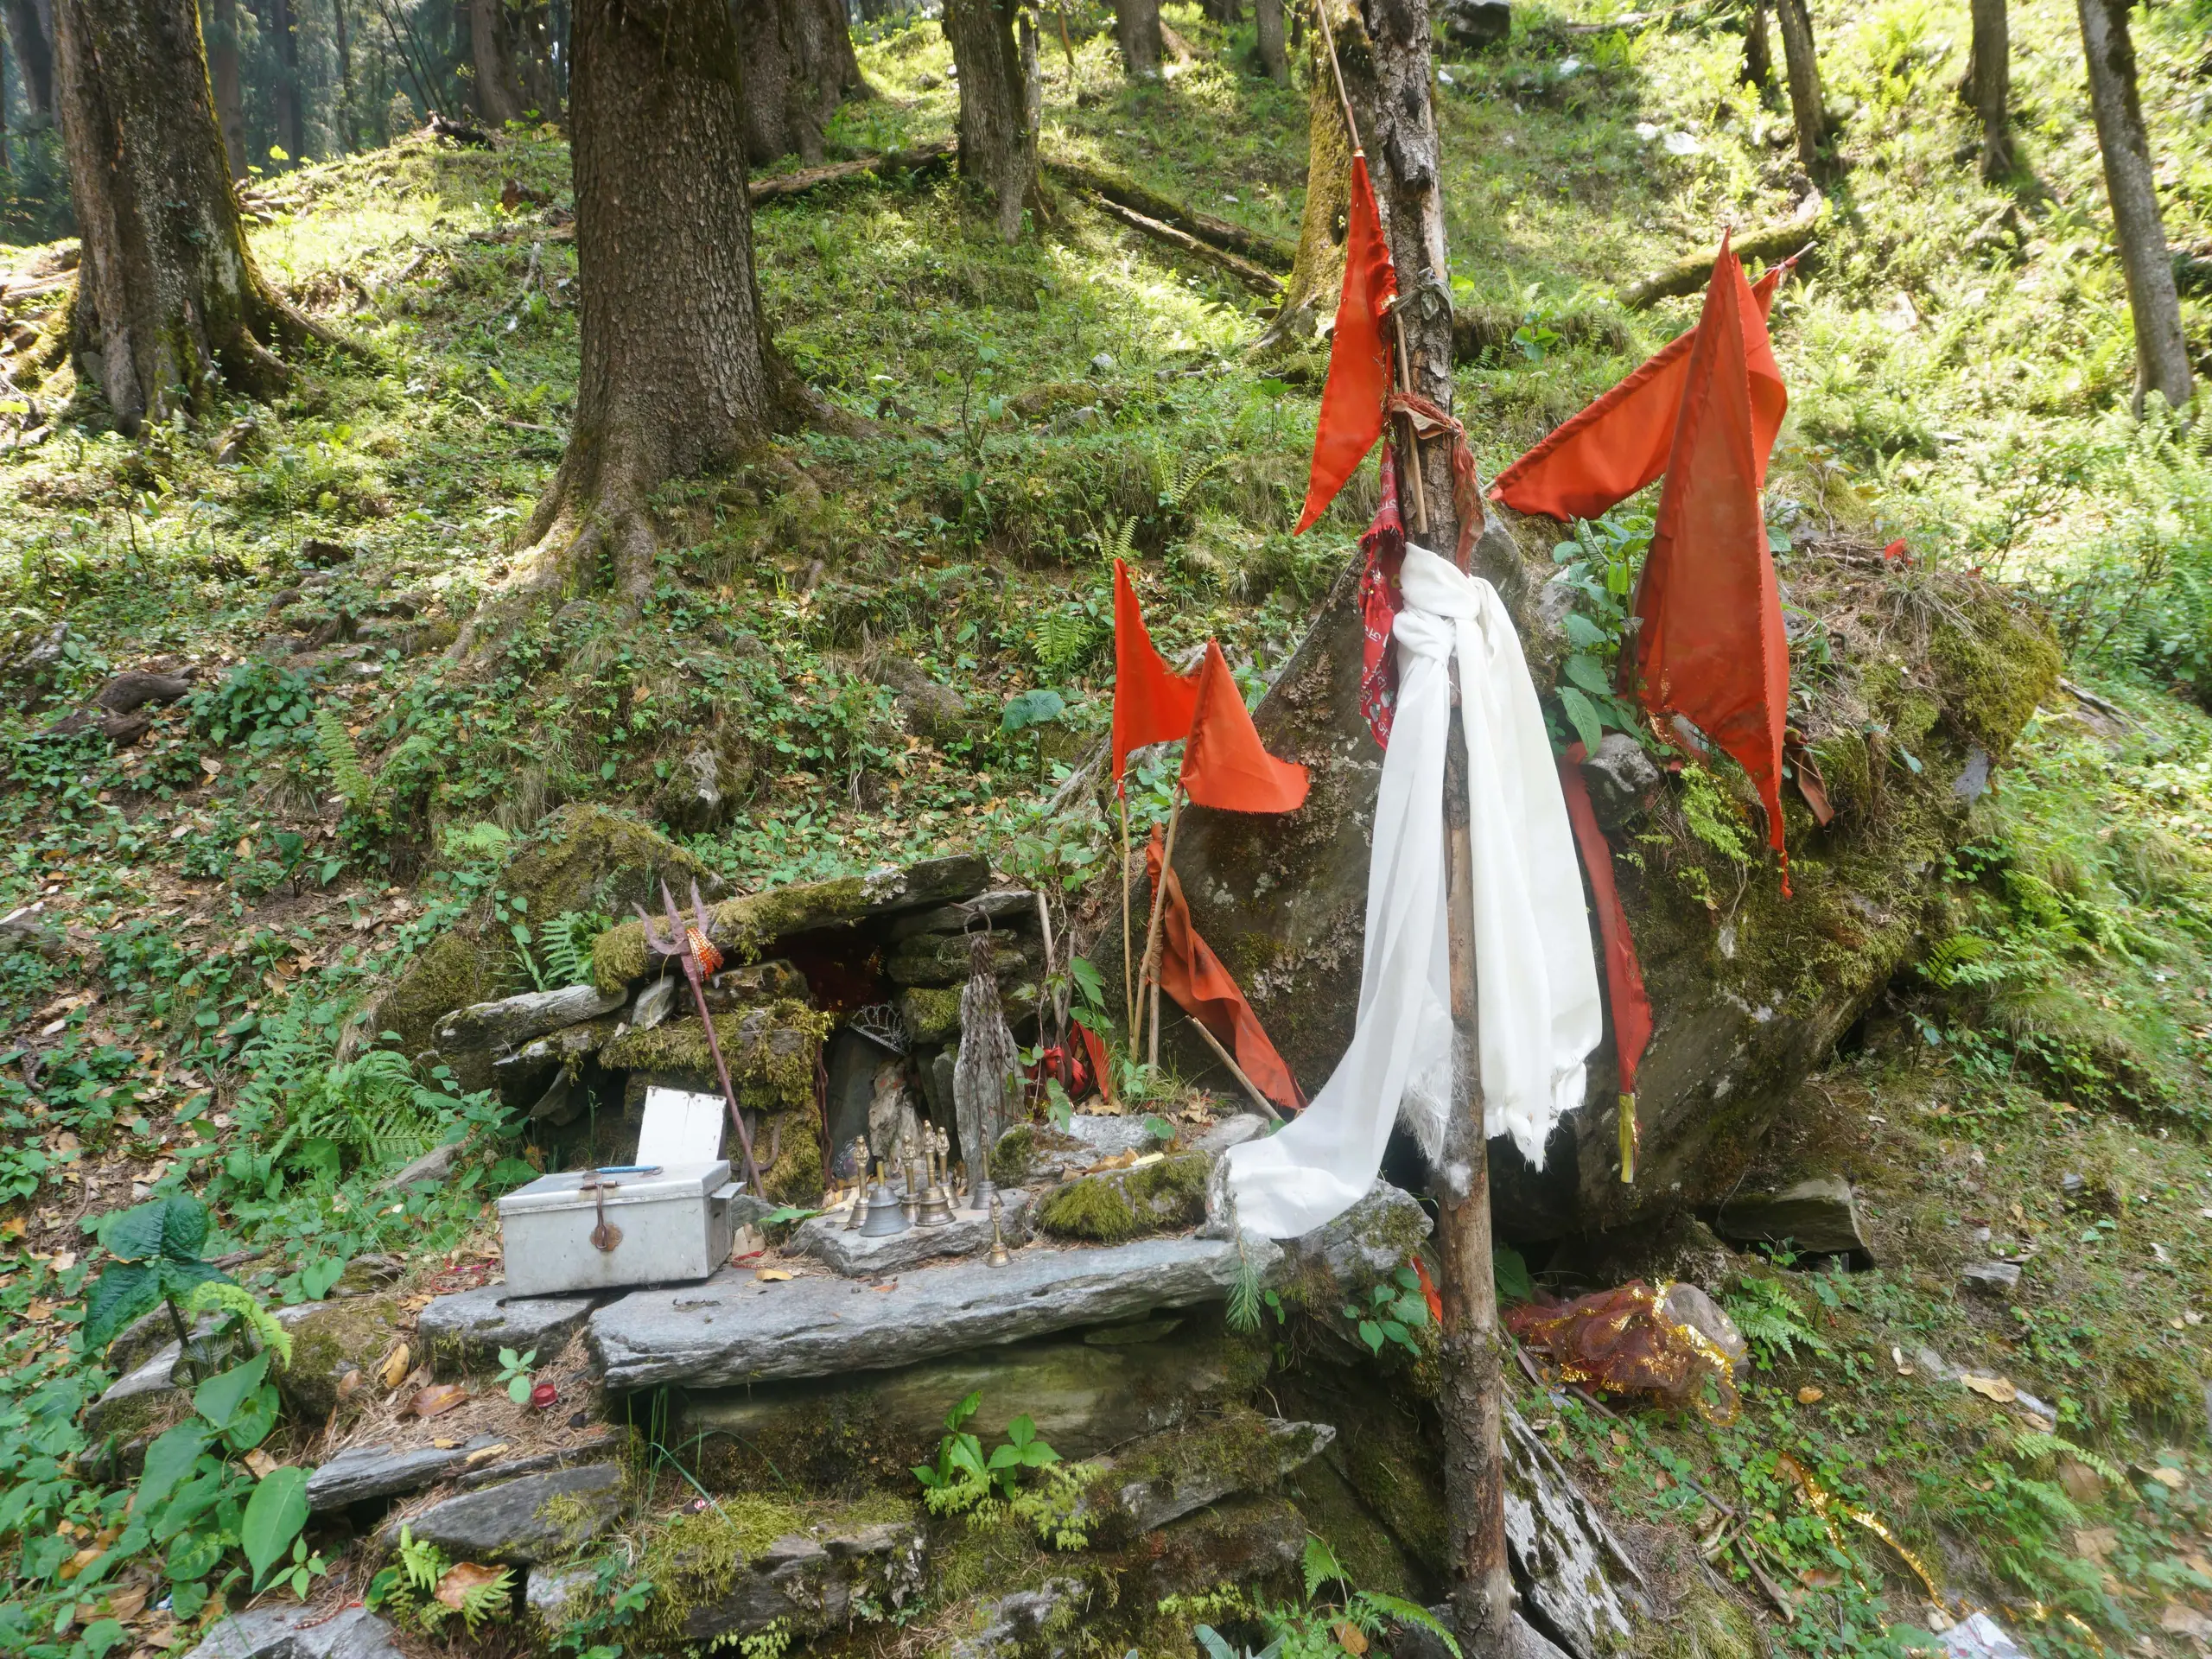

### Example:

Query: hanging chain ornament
xmin=636 ymin=880 xmax=766 ymax=1194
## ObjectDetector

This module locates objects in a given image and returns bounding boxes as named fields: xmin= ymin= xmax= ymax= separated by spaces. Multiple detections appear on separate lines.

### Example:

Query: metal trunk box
xmin=496 ymin=1090 xmax=741 ymax=1296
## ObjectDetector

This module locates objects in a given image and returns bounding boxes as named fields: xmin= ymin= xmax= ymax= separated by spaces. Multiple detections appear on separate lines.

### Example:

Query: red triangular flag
xmin=1110 ymin=557 xmax=1198 ymax=788
xmin=1294 ymin=154 xmax=1398 ymax=533
xmin=1147 ymin=830 xmax=1304 ymax=1114
xmin=1558 ymin=744 xmax=1653 ymax=1098
xmin=1490 ymin=258 xmax=1789 ymax=523
xmin=1626 ymin=236 xmax=1792 ymax=881
xmin=1180 ymin=642 xmax=1309 ymax=814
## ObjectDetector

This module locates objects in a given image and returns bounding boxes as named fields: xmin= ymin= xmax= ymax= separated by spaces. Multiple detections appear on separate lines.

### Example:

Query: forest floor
xmin=1 ymin=1 xmax=2211 ymax=1657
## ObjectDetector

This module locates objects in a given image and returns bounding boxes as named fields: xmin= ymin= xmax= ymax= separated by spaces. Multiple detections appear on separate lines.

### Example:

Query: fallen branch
xmin=1084 ymin=194 xmax=1283 ymax=296
xmin=1039 ymin=151 xmax=1295 ymax=271
xmin=748 ymin=138 xmax=957 ymax=207
xmin=1623 ymin=225 xmax=1818 ymax=308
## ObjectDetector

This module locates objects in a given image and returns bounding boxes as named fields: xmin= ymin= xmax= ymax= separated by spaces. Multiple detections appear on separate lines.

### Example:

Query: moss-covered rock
xmin=590 ymin=853 xmax=988 ymax=995
xmin=1034 ymin=1152 xmax=1211 ymax=1242
xmin=278 ymin=1291 xmax=405 ymax=1423
xmin=373 ymin=930 xmax=493 ymax=1063
xmin=886 ymin=931 xmax=1031 ymax=988
xmin=901 ymin=983 xmax=963 ymax=1045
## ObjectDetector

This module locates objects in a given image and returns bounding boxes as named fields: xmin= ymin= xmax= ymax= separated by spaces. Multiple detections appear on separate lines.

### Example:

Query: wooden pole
xmin=1180 ymin=1014 xmax=1284 ymax=1122
xmin=1133 ymin=785 xmax=1185 ymax=1058
xmin=1121 ymin=790 xmax=1138 ymax=1040
xmin=1438 ymin=679 xmax=1512 ymax=1654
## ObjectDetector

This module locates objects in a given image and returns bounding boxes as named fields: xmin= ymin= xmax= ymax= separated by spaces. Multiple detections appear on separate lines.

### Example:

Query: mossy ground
xmin=2 ymin=1 xmax=2211 ymax=1656
xmin=1034 ymin=1150 xmax=1211 ymax=1241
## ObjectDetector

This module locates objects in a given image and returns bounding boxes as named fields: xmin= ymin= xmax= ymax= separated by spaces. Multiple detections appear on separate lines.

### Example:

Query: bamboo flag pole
xmin=1121 ymin=790 xmax=1137 ymax=1041
xmin=1132 ymin=785 xmax=1185 ymax=1061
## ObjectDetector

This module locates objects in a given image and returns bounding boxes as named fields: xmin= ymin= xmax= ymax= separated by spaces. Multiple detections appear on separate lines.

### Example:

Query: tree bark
xmin=265 ymin=0 xmax=302 ymax=160
xmin=1204 ymin=0 xmax=1242 ymax=22
xmin=457 ymin=0 xmax=811 ymax=653
xmin=1114 ymin=0 xmax=1162 ymax=79
xmin=470 ymin=0 xmax=527 ymax=124
xmin=1256 ymin=46 xmax=1351 ymax=348
xmin=1968 ymin=0 xmax=2010 ymax=180
xmin=2077 ymin=0 xmax=2193 ymax=412
xmin=513 ymin=0 xmax=559 ymax=120
xmin=3 ymin=0 xmax=52 ymax=126
xmin=1255 ymin=0 xmax=1286 ymax=80
xmin=734 ymin=0 xmax=863 ymax=165
xmin=332 ymin=0 xmax=355 ymax=149
xmin=52 ymin=0 xmax=321 ymax=435
xmin=1741 ymin=0 xmax=1771 ymax=92
xmin=207 ymin=0 xmax=245 ymax=175
xmin=1771 ymin=0 xmax=1830 ymax=178
xmin=943 ymin=0 xmax=1034 ymax=242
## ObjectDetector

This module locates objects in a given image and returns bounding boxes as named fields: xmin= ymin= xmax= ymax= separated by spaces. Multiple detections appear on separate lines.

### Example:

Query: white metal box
xmin=496 ymin=1090 xmax=741 ymax=1296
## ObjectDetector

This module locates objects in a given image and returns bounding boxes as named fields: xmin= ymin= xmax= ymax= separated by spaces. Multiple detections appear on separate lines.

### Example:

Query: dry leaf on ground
xmin=378 ymin=1344 xmax=410 ymax=1389
xmin=1959 ymin=1374 xmax=2017 ymax=1403
xmin=411 ymin=1383 xmax=469 ymax=1419
xmin=434 ymin=1561 xmax=506 ymax=1610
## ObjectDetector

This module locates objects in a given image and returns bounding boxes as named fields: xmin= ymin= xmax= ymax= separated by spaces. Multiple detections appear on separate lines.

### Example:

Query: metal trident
xmin=636 ymin=880 xmax=766 ymax=1194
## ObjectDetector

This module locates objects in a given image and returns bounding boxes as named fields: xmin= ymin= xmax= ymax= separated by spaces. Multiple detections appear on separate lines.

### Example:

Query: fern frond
xmin=1355 ymin=1592 xmax=1461 ymax=1659
xmin=314 ymin=709 xmax=378 ymax=812
xmin=183 ymin=1281 xmax=294 ymax=1367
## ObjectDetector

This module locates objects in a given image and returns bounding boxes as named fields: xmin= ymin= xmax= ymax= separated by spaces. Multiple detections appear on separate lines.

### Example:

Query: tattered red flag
xmin=1490 ymin=259 xmax=1790 ymax=523
xmin=1557 ymin=744 xmax=1654 ymax=1103
xmin=1147 ymin=830 xmax=1303 ymax=1114
xmin=1180 ymin=641 xmax=1309 ymax=814
xmin=1110 ymin=557 xmax=1198 ymax=789
xmin=1294 ymin=155 xmax=1398 ymax=534
xmin=1357 ymin=448 xmax=1408 ymax=749
xmin=1625 ymin=235 xmax=1793 ymax=886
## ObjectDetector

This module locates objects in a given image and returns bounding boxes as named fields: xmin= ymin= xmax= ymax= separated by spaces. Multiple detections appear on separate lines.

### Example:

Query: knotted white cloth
xmin=1221 ymin=543 xmax=1602 ymax=1238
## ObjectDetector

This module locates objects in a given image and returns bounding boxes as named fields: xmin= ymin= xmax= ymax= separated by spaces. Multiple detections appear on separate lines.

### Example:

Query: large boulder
xmin=1105 ymin=541 xmax=2060 ymax=1236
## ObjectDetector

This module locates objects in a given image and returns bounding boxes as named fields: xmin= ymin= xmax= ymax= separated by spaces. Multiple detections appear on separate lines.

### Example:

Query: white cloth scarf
xmin=1221 ymin=543 xmax=1603 ymax=1239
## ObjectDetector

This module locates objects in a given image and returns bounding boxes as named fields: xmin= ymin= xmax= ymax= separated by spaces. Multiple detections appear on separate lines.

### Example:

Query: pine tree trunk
xmin=3 ymin=0 xmax=52 ymax=126
xmin=1255 ymin=0 xmax=1286 ymax=81
xmin=1741 ymin=0 xmax=1772 ymax=92
xmin=471 ymin=0 xmax=526 ymax=124
xmin=1020 ymin=10 xmax=1039 ymax=137
xmin=2077 ymin=0 xmax=2193 ymax=412
xmin=459 ymin=0 xmax=815 ymax=652
xmin=734 ymin=0 xmax=863 ymax=165
xmin=207 ymin=0 xmax=246 ymax=175
xmin=1114 ymin=0 xmax=1162 ymax=79
xmin=1772 ymin=0 xmax=1830 ymax=178
xmin=944 ymin=0 xmax=1033 ymax=242
xmin=1969 ymin=0 xmax=2010 ymax=180
xmin=268 ymin=0 xmax=303 ymax=160
xmin=52 ymin=0 xmax=319 ymax=434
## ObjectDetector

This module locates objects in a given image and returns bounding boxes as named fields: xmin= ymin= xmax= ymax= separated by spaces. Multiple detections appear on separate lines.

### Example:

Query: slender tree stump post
xmin=1440 ymin=689 xmax=1512 ymax=1656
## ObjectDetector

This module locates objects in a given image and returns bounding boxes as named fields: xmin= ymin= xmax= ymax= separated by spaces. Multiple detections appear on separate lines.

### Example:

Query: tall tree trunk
xmin=207 ymin=0 xmax=245 ymax=175
xmin=1255 ymin=0 xmax=1286 ymax=80
xmin=52 ymin=0 xmax=321 ymax=434
xmin=1771 ymin=0 xmax=1830 ymax=178
xmin=514 ymin=0 xmax=559 ymax=119
xmin=457 ymin=0 xmax=817 ymax=653
xmin=1319 ymin=0 xmax=1511 ymax=1643
xmin=268 ymin=0 xmax=302 ymax=160
xmin=1114 ymin=0 xmax=1161 ymax=79
xmin=1741 ymin=0 xmax=1771 ymax=92
xmin=2077 ymin=0 xmax=2193 ymax=412
xmin=734 ymin=0 xmax=862 ymax=165
xmin=3 ymin=0 xmax=52 ymax=126
xmin=943 ymin=0 xmax=1033 ymax=242
xmin=1020 ymin=9 xmax=1039 ymax=137
xmin=1257 ymin=32 xmax=1351 ymax=348
xmin=470 ymin=0 xmax=525 ymax=122
xmin=332 ymin=0 xmax=355 ymax=149
xmin=1968 ymin=0 xmax=2010 ymax=180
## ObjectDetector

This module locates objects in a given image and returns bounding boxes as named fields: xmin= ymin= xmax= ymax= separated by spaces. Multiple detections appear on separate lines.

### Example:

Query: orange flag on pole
xmin=1294 ymin=155 xmax=1399 ymax=533
xmin=1110 ymin=557 xmax=1198 ymax=789
xmin=1179 ymin=642 xmax=1309 ymax=814
xmin=1490 ymin=258 xmax=1791 ymax=523
xmin=1625 ymin=235 xmax=1793 ymax=883
xmin=1147 ymin=830 xmax=1304 ymax=1114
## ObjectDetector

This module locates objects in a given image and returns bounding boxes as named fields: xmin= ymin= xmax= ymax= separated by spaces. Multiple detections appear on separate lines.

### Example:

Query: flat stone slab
xmin=791 ymin=1190 xmax=1033 ymax=1277
xmin=1713 ymin=1174 xmax=1871 ymax=1259
xmin=416 ymin=1283 xmax=597 ymax=1372
xmin=180 ymin=1605 xmax=404 ymax=1659
xmin=677 ymin=1520 xmax=927 ymax=1648
xmin=308 ymin=1434 xmax=505 ymax=1511
xmin=1094 ymin=1416 xmax=1335 ymax=1533
xmin=378 ymin=1462 xmax=625 ymax=1565
xmin=588 ymin=1233 xmax=1273 ymax=1391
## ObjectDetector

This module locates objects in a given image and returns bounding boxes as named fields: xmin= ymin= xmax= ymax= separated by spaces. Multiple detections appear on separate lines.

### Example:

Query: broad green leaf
xmin=80 ymin=1620 xmax=127 ymax=1659
xmin=1005 ymin=1414 xmax=1036 ymax=1448
xmin=242 ymin=1466 xmax=310 ymax=1586
xmin=156 ymin=1256 xmax=230 ymax=1305
xmin=946 ymin=1389 xmax=981 ymax=1431
xmin=165 ymin=1528 xmax=224 ymax=1586
xmin=507 ymin=1375 xmax=532 ymax=1405
xmin=1557 ymin=687 xmax=1605 ymax=756
xmin=159 ymin=1195 xmax=211 ymax=1261
xmin=1493 ymin=1245 xmax=1534 ymax=1304
xmin=1562 ymin=613 xmax=1609 ymax=648
xmin=222 ymin=1384 xmax=282 ymax=1452
xmin=82 ymin=1262 xmax=162 ymax=1353
xmin=1563 ymin=653 xmax=1613 ymax=698
xmin=1001 ymin=689 xmax=1066 ymax=732
xmin=194 ymin=1351 xmax=272 ymax=1432
xmin=104 ymin=1202 xmax=172 ymax=1262
xmin=137 ymin=1424 xmax=214 ymax=1515
xmin=1358 ymin=1319 xmax=1384 ymax=1355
